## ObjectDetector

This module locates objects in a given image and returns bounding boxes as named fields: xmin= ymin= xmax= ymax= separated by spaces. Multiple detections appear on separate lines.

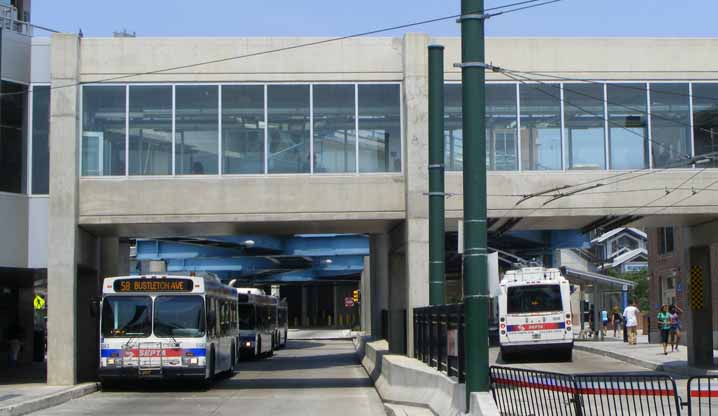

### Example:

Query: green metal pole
xmin=461 ymin=0 xmax=489 ymax=397
xmin=428 ymin=45 xmax=446 ymax=306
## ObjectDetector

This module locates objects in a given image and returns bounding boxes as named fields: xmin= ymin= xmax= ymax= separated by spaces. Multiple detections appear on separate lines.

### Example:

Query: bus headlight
xmin=244 ymin=341 xmax=252 ymax=348
xmin=106 ymin=358 xmax=122 ymax=367
xmin=183 ymin=356 xmax=200 ymax=366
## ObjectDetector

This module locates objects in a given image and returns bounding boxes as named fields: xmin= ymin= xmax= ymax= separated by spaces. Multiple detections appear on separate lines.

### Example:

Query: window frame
xmin=80 ymin=82 xmax=403 ymax=178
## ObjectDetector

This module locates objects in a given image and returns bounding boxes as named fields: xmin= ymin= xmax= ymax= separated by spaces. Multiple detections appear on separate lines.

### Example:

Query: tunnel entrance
xmin=281 ymin=283 xmax=359 ymax=329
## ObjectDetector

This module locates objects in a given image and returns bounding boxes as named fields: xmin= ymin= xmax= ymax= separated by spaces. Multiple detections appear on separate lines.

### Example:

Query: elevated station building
xmin=2 ymin=18 xmax=718 ymax=383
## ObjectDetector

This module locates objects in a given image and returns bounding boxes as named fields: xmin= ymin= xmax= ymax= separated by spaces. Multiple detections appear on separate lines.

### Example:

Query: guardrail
xmin=413 ymin=304 xmax=465 ymax=383
xmin=491 ymin=366 xmax=691 ymax=416
xmin=687 ymin=376 xmax=718 ymax=416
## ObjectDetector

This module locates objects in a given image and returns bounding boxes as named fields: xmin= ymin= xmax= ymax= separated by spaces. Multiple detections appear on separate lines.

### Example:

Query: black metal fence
xmin=491 ymin=366 xmax=693 ymax=416
xmin=491 ymin=366 xmax=581 ymax=415
xmin=687 ymin=377 xmax=718 ymax=416
xmin=413 ymin=304 xmax=465 ymax=383
xmin=574 ymin=373 xmax=681 ymax=416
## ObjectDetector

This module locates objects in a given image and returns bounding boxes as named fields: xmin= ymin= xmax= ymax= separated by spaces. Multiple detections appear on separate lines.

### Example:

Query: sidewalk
xmin=575 ymin=334 xmax=718 ymax=377
xmin=0 ymin=364 xmax=98 ymax=416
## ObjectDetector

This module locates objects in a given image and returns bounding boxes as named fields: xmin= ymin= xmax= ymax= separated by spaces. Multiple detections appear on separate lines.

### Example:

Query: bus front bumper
xmin=99 ymin=366 xmax=206 ymax=380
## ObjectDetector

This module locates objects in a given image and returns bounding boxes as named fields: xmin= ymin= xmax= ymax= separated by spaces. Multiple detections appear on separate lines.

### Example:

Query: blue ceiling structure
xmin=133 ymin=234 xmax=369 ymax=284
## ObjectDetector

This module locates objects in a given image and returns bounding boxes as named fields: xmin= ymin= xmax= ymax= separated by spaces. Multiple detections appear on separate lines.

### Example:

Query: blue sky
xmin=33 ymin=0 xmax=716 ymax=38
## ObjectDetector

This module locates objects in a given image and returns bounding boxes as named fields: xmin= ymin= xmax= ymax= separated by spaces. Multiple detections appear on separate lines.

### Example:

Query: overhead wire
xmin=498 ymin=68 xmax=718 ymax=102
xmin=503 ymin=70 xmax=690 ymax=162
xmin=500 ymin=67 xmax=718 ymax=137
xmin=0 ymin=0 xmax=562 ymax=98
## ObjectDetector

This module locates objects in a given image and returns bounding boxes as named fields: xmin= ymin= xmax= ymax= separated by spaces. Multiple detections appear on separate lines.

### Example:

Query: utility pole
xmin=459 ymin=0 xmax=490 ymax=397
xmin=428 ymin=44 xmax=445 ymax=306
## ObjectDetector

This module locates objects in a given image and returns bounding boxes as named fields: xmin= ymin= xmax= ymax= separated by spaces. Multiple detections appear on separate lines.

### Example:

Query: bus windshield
xmin=507 ymin=284 xmax=563 ymax=314
xmin=238 ymin=304 xmax=255 ymax=329
xmin=154 ymin=296 xmax=206 ymax=337
xmin=101 ymin=296 xmax=152 ymax=337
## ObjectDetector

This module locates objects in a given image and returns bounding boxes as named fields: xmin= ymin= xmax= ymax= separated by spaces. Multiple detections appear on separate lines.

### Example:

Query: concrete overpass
xmin=46 ymin=33 xmax=718 ymax=384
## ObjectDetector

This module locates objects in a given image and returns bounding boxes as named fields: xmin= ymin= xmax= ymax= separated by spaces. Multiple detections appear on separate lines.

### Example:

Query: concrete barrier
xmin=355 ymin=336 xmax=499 ymax=416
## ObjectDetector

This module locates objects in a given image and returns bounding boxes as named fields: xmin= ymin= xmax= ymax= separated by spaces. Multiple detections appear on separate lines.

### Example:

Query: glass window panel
xmin=313 ymin=84 xmax=356 ymax=173
xmin=267 ymin=85 xmax=310 ymax=174
xmin=650 ymin=83 xmax=691 ymax=168
xmin=81 ymin=85 xmax=126 ymax=176
xmin=128 ymin=86 xmax=172 ymax=175
xmin=31 ymin=85 xmax=50 ymax=194
xmin=487 ymin=84 xmax=518 ymax=171
xmin=563 ymin=83 xmax=606 ymax=170
xmin=358 ymin=84 xmax=401 ymax=173
xmin=175 ymin=85 xmax=219 ymax=175
xmin=0 ymin=81 xmax=26 ymax=193
xmin=444 ymin=83 xmax=518 ymax=171
xmin=519 ymin=83 xmax=562 ymax=170
xmin=444 ymin=84 xmax=463 ymax=171
xmin=607 ymin=83 xmax=649 ymax=170
xmin=222 ymin=85 xmax=264 ymax=174
xmin=692 ymin=83 xmax=718 ymax=168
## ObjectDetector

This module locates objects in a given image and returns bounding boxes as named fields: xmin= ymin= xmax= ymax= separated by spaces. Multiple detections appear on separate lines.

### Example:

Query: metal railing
xmin=491 ymin=366 xmax=581 ymax=415
xmin=413 ymin=304 xmax=465 ymax=383
xmin=687 ymin=377 xmax=718 ymax=416
xmin=491 ymin=366 xmax=689 ymax=416
xmin=575 ymin=373 xmax=681 ymax=416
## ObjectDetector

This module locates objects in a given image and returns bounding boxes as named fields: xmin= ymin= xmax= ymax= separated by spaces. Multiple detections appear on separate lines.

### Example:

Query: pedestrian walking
xmin=601 ymin=309 xmax=609 ymax=336
xmin=7 ymin=323 xmax=24 ymax=367
xmin=623 ymin=300 xmax=640 ymax=345
xmin=657 ymin=304 xmax=671 ymax=355
xmin=611 ymin=307 xmax=623 ymax=337
xmin=669 ymin=304 xmax=684 ymax=352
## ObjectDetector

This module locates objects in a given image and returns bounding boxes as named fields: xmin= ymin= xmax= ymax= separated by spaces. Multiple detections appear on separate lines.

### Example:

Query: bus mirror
xmin=89 ymin=297 xmax=100 ymax=318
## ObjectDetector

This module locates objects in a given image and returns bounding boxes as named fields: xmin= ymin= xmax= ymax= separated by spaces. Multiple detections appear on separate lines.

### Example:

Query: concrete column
xmin=360 ymin=256 xmax=372 ymax=334
xmin=47 ymin=33 xmax=81 ymax=386
xmin=301 ymin=286 xmax=308 ymax=327
xmin=370 ymin=233 xmax=390 ymax=339
xmin=118 ymin=240 xmax=130 ymax=276
xmin=100 ymin=237 xmax=121 ymax=278
xmin=687 ymin=244 xmax=713 ymax=367
xmin=388 ymin=251 xmax=407 ymax=354
xmin=402 ymin=33 xmax=431 ymax=357
xmin=333 ymin=284 xmax=338 ymax=328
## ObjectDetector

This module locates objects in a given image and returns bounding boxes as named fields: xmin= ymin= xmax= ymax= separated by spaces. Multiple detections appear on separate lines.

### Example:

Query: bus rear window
xmin=239 ymin=304 xmax=255 ymax=330
xmin=507 ymin=284 xmax=562 ymax=314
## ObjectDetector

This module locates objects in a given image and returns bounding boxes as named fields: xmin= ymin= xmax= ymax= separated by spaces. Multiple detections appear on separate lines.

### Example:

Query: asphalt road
xmin=34 ymin=340 xmax=386 ymax=416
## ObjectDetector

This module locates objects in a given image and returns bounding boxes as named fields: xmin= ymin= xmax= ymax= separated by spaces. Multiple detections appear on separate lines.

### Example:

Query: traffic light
xmin=352 ymin=289 xmax=360 ymax=304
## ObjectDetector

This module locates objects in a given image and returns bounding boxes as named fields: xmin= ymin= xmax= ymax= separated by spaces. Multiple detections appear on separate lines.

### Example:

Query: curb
xmin=574 ymin=343 xmax=662 ymax=372
xmin=575 ymin=343 xmax=718 ymax=377
xmin=0 ymin=383 xmax=99 ymax=416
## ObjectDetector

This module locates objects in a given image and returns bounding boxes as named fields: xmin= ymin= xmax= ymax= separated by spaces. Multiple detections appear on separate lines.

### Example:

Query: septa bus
xmin=236 ymin=288 xmax=277 ymax=359
xmin=498 ymin=267 xmax=574 ymax=361
xmin=98 ymin=274 xmax=238 ymax=385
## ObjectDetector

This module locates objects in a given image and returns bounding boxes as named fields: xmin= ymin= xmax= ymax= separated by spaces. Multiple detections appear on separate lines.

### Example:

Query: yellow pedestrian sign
xmin=33 ymin=295 xmax=45 ymax=310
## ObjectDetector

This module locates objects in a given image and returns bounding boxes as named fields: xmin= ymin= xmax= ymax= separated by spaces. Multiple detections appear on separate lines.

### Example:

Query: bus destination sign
xmin=114 ymin=278 xmax=194 ymax=293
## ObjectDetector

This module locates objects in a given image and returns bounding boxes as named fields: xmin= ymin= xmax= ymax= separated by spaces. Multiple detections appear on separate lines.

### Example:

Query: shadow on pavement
xmin=237 ymin=352 xmax=359 ymax=372
xmin=214 ymin=377 xmax=373 ymax=390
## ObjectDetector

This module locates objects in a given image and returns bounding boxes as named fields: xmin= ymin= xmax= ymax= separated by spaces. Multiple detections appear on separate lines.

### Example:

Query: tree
xmin=607 ymin=269 xmax=649 ymax=311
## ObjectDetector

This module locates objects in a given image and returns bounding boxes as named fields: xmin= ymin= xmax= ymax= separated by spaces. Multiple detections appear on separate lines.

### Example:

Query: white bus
xmin=236 ymin=288 xmax=276 ymax=359
xmin=98 ymin=274 xmax=238 ymax=385
xmin=498 ymin=267 xmax=574 ymax=361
